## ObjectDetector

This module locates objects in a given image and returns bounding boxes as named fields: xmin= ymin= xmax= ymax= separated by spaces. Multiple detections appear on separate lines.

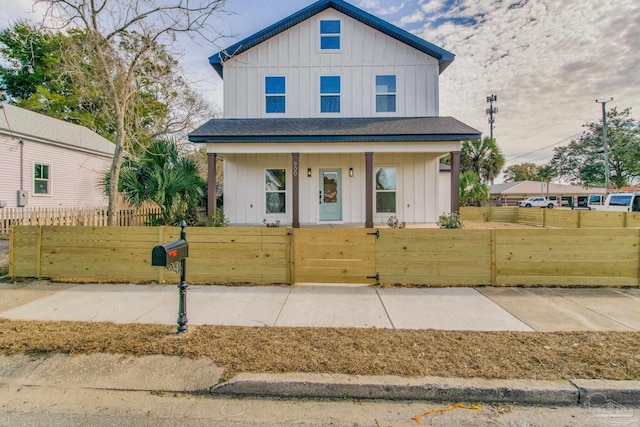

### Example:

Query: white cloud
xmin=358 ymin=0 xmax=406 ymax=16
xmin=398 ymin=10 xmax=424 ymax=25
xmin=411 ymin=0 xmax=640 ymax=165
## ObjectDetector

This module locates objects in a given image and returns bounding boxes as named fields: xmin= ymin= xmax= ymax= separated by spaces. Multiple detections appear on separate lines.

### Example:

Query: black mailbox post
xmin=151 ymin=221 xmax=189 ymax=333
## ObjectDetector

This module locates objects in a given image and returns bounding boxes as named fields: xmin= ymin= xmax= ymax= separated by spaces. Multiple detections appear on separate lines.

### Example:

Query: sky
xmin=2 ymin=0 xmax=639 ymax=169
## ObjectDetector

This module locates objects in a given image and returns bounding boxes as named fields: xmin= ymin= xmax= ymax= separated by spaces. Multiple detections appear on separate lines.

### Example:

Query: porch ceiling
xmin=188 ymin=117 xmax=481 ymax=144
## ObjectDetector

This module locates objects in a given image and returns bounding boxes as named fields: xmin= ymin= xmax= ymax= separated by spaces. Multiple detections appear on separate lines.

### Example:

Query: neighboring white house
xmin=0 ymin=103 xmax=114 ymax=208
xmin=189 ymin=0 xmax=480 ymax=227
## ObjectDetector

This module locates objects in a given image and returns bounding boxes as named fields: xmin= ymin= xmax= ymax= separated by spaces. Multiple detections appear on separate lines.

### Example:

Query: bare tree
xmin=38 ymin=0 xmax=226 ymax=224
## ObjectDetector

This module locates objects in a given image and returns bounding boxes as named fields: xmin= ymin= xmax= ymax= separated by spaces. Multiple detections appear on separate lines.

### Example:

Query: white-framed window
xmin=375 ymin=167 xmax=396 ymax=213
xmin=265 ymin=76 xmax=285 ymax=113
xmin=320 ymin=20 xmax=341 ymax=50
xmin=376 ymin=75 xmax=396 ymax=113
xmin=320 ymin=75 xmax=340 ymax=113
xmin=265 ymin=169 xmax=286 ymax=214
xmin=34 ymin=163 xmax=51 ymax=195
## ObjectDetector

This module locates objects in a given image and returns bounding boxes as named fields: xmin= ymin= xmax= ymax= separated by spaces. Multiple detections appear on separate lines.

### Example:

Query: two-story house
xmin=189 ymin=0 xmax=480 ymax=227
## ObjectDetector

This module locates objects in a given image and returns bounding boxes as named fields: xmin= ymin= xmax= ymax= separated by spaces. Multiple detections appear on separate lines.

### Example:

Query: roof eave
xmin=189 ymin=133 xmax=480 ymax=143
xmin=208 ymin=0 xmax=455 ymax=78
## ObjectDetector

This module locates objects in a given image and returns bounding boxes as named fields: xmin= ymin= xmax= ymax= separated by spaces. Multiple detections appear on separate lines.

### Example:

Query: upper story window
xmin=265 ymin=76 xmax=286 ymax=113
xmin=320 ymin=76 xmax=340 ymax=113
xmin=375 ymin=168 xmax=396 ymax=213
xmin=376 ymin=75 xmax=396 ymax=113
xmin=320 ymin=20 xmax=341 ymax=50
xmin=34 ymin=163 xmax=51 ymax=195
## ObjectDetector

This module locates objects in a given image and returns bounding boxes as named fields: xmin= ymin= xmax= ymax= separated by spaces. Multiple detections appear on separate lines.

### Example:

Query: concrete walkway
xmin=2 ymin=283 xmax=639 ymax=332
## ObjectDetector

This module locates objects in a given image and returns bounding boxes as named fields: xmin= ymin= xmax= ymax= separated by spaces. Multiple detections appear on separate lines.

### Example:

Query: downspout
xmin=19 ymin=140 xmax=24 ymax=191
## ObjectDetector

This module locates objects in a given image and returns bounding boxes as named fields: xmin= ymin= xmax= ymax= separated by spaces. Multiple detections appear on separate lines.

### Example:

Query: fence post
xmin=35 ymin=225 xmax=42 ymax=278
xmin=287 ymin=229 xmax=295 ymax=285
xmin=542 ymin=208 xmax=546 ymax=228
xmin=491 ymin=229 xmax=497 ymax=286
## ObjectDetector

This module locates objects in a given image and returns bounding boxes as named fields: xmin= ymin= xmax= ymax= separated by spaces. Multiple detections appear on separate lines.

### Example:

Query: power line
xmin=505 ymin=131 xmax=584 ymax=163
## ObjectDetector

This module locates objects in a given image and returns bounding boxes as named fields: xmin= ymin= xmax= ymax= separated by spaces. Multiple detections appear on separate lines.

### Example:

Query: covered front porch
xmin=188 ymin=117 xmax=481 ymax=228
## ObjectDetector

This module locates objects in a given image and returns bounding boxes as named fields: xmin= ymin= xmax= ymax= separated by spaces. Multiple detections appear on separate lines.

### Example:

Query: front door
xmin=319 ymin=169 xmax=342 ymax=221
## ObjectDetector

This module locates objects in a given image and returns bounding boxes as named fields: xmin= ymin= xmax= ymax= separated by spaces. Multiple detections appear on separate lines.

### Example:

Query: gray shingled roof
xmin=0 ymin=104 xmax=115 ymax=156
xmin=189 ymin=117 xmax=481 ymax=143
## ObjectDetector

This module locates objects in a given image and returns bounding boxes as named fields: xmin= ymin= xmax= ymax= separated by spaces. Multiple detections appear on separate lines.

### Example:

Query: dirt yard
xmin=1 ymin=319 xmax=639 ymax=381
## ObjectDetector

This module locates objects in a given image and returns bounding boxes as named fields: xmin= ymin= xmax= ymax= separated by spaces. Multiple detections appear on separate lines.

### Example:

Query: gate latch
xmin=367 ymin=230 xmax=380 ymax=239
xmin=366 ymin=272 xmax=380 ymax=282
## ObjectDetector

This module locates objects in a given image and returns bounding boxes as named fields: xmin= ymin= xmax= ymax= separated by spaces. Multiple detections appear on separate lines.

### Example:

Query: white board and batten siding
xmin=223 ymin=152 xmax=446 ymax=225
xmin=223 ymin=9 xmax=440 ymax=119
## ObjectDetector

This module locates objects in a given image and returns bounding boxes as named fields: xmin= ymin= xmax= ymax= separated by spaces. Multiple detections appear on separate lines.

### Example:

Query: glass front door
xmin=319 ymin=169 xmax=342 ymax=221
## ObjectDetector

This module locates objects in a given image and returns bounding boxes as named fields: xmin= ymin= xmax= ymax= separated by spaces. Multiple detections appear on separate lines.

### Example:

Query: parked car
xmin=590 ymin=192 xmax=640 ymax=212
xmin=517 ymin=197 xmax=556 ymax=208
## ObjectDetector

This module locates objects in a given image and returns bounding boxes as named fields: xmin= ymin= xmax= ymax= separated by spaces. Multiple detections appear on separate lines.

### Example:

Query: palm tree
xmin=461 ymin=137 xmax=505 ymax=184
xmin=460 ymin=171 xmax=489 ymax=206
xmin=103 ymin=138 xmax=205 ymax=225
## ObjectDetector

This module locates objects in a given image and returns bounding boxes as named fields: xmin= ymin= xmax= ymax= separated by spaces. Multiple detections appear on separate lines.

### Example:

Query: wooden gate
xmin=292 ymin=229 xmax=377 ymax=284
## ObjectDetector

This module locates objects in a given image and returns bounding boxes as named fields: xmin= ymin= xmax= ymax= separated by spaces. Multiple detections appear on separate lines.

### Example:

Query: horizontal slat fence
xmin=11 ymin=226 xmax=288 ymax=285
xmin=376 ymin=229 xmax=492 ymax=285
xmin=461 ymin=207 xmax=640 ymax=228
xmin=0 ymin=206 xmax=161 ymax=235
xmin=495 ymin=229 xmax=639 ymax=287
xmin=293 ymin=229 xmax=376 ymax=284
xmin=9 ymin=226 xmax=640 ymax=287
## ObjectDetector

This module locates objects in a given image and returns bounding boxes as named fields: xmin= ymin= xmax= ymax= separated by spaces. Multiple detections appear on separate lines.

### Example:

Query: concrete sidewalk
xmin=1 ymin=282 xmax=639 ymax=332
xmin=2 ymin=282 xmax=640 ymax=407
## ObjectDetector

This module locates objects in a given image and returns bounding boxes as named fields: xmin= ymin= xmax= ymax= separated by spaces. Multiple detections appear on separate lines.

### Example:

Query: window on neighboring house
xmin=265 ymin=169 xmax=286 ymax=214
xmin=34 ymin=163 xmax=50 ymax=195
xmin=320 ymin=20 xmax=340 ymax=50
xmin=376 ymin=75 xmax=396 ymax=112
xmin=375 ymin=168 xmax=396 ymax=213
xmin=265 ymin=76 xmax=286 ymax=113
xmin=320 ymin=76 xmax=340 ymax=113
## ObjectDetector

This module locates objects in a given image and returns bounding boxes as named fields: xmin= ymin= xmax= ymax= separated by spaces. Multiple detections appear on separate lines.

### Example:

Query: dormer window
xmin=320 ymin=20 xmax=341 ymax=50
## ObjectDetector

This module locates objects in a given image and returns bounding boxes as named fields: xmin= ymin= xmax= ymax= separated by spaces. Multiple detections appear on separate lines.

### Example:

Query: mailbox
xmin=151 ymin=239 xmax=189 ymax=267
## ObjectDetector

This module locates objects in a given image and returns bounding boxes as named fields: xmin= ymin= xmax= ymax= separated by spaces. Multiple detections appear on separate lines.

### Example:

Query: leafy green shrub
xmin=207 ymin=208 xmax=229 ymax=227
xmin=437 ymin=212 xmax=464 ymax=229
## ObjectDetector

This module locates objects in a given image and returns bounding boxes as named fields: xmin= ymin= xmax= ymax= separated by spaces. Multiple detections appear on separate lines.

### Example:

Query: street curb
xmin=572 ymin=379 xmax=640 ymax=406
xmin=211 ymin=373 xmax=578 ymax=405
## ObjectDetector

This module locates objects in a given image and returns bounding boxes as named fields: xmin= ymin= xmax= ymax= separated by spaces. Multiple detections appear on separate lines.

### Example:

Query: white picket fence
xmin=0 ymin=206 xmax=162 ymax=235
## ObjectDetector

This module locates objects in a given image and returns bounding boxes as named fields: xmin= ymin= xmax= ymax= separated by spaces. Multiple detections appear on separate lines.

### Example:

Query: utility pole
xmin=595 ymin=98 xmax=613 ymax=192
xmin=486 ymin=94 xmax=498 ymax=140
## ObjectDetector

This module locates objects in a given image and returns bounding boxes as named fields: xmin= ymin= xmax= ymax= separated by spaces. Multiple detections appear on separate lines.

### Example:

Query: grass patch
xmin=0 ymin=268 xmax=9 ymax=283
xmin=1 ymin=319 xmax=639 ymax=381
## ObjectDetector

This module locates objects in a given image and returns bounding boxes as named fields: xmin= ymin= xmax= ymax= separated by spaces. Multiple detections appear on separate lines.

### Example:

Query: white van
xmin=591 ymin=192 xmax=640 ymax=212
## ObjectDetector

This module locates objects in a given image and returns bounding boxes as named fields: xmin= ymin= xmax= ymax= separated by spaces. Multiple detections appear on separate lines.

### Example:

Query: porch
xmin=188 ymin=117 xmax=481 ymax=228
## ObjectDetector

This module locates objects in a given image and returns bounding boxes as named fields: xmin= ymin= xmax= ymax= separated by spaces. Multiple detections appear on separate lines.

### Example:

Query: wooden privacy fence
xmin=0 ymin=206 xmax=162 ymax=235
xmin=10 ymin=226 xmax=640 ymax=287
xmin=461 ymin=206 xmax=640 ymax=228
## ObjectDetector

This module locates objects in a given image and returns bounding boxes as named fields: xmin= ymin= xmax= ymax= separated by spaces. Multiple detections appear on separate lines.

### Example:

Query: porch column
xmin=365 ymin=152 xmax=374 ymax=228
xmin=292 ymin=153 xmax=300 ymax=228
xmin=207 ymin=153 xmax=217 ymax=217
xmin=450 ymin=150 xmax=461 ymax=213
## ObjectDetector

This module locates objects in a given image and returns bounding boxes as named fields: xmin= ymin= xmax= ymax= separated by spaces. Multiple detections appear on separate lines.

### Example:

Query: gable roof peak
xmin=209 ymin=0 xmax=454 ymax=77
